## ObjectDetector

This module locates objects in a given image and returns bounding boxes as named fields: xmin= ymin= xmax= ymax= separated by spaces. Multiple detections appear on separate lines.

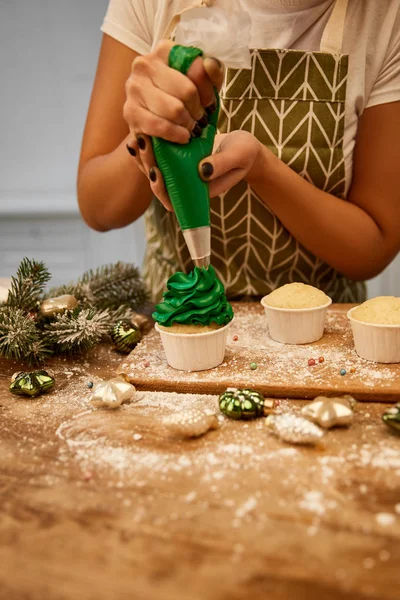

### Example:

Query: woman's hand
xmin=199 ymin=131 xmax=264 ymax=198
xmin=123 ymin=39 xmax=224 ymax=211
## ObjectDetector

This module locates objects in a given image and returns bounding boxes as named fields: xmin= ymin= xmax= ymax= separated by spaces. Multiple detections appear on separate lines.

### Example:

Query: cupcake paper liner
xmin=260 ymin=298 xmax=332 ymax=345
xmin=347 ymin=307 xmax=400 ymax=363
xmin=155 ymin=318 xmax=233 ymax=371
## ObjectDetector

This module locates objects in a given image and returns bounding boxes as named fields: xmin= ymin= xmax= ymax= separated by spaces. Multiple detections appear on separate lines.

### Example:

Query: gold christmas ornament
xmin=40 ymin=294 xmax=78 ymax=317
xmin=163 ymin=408 xmax=219 ymax=438
xmin=111 ymin=319 xmax=142 ymax=353
xmin=266 ymin=413 xmax=325 ymax=445
xmin=130 ymin=312 xmax=149 ymax=331
xmin=301 ymin=395 xmax=356 ymax=429
xmin=10 ymin=370 xmax=55 ymax=397
xmin=90 ymin=376 xmax=136 ymax=409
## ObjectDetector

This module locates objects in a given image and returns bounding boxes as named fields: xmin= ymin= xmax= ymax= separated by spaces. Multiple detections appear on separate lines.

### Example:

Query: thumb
xmin=198 ymin=142 xmax=233 ymax=181
xmin=203 ymin=56 xmax=225 ymax=91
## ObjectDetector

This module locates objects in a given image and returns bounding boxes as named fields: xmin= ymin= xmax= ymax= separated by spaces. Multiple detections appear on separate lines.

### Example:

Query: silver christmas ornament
xmin=90 ymin=376 xmax=135 ymax=409
xmin=301 ymin=395 xmax=356 ymax=429
xmin=163 ymin=408 xmax=219 ymax=438
xmin=266 ymin=413 xmax=325 ymax=445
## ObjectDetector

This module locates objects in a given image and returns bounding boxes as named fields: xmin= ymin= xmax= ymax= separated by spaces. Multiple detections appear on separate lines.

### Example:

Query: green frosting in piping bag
xmin=151 ymin=45 xmax=219 ymax=231
xmin=152 ymin=265 xmax=234 ymax=327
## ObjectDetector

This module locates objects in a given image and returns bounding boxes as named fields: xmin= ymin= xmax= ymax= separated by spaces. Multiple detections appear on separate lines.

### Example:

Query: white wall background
xmin=0 ymin=0 xmax=145 ymax=287
xmin=0 ymin=0 xmax=398 ymax=295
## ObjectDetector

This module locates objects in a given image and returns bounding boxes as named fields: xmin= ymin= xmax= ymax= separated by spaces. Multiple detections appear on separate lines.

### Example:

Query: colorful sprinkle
xmin=87 ymin=381 xmax=94 ymax=389
xmin=318 ymin=356 xmax=325 ymax=363
xmin=340 ymin=369 xmax=347 ymax=376
xmin=233 ymin=335 xmax=239 ymax=341
xmin=350 ymin=367 xmax=356 ymax=374
xmin=250 ymin=362 xmax=258 ymax=370
xmin=308 ymin=358 xmax=316 ymax=367
xmin=144 ymin=360 xmax=150 ymax=368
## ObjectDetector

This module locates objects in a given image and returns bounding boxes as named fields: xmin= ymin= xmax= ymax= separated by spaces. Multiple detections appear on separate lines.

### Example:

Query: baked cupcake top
xmin=152 ymin=265 xmax=234 ymax=327
xmin=264 ymin=282 xmax=331 ymax=309
xmin=351 ymin=296 xmax=400 ymax=325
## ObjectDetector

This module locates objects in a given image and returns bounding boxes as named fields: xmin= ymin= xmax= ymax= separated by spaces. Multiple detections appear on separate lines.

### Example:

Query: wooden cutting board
xmin=119 ymin=303 xmax=400 ymax=401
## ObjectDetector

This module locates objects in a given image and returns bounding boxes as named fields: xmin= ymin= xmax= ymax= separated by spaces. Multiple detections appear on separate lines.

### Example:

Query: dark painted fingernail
xmin=201 ymin=162 xmax=214 ymax=178
xmin=137 ymin=135 xmax=146 ymax=150
xmin=191 ymin=123 xmax=202 ymax=138
xmin=149 ymin=167 xmax=157 ymax=183
xmin=206 ymin=102 xmax=217 ymax=115
xmin=126 ymin=144 xmax=136 ymax=157
xmin=197 ymin=113 xmax=208 ymax=129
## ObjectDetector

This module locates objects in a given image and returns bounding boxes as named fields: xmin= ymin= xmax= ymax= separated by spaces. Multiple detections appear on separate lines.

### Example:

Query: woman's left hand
xmin=198 ymin=131 xmax=263 ymax=197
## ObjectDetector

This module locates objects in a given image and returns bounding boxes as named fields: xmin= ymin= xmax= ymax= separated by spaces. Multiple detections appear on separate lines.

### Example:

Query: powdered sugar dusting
xmin=120 ymin=305 xmax=400 ymax=400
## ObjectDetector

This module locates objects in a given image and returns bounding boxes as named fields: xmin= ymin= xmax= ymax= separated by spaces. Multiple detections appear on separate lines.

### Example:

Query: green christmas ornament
xmin=10 ymin=370 xmax=55 ymax=397
xmin=219 ymin=387 xmax=276 ymax=420
xmin=111 ymin=319 xmax=141 ymax=353
xmin=382 ymin=404 xmax=400 ymax=432
xmin=152 ymin=45 xmax=220 ymax=267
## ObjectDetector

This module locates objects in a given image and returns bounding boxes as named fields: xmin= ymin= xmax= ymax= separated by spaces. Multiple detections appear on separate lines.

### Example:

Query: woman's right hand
xmin=123 ymin=39 xmax=224 ymax=210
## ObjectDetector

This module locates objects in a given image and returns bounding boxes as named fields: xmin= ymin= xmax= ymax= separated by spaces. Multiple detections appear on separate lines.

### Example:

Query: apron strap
xmin=163 ymin=0 xmax=213 ymax=41
xmin=320 ymin=0 xmax=349 ymax=54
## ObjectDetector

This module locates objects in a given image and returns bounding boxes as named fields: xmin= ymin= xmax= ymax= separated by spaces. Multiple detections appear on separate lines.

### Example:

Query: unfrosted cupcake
xmin=260 ymin=282 xmax=332 ymax=344
xmin=347 ymin=296 xmax=400 ymax=362
xmin=153 ymin=265 xmax=234 ymax=371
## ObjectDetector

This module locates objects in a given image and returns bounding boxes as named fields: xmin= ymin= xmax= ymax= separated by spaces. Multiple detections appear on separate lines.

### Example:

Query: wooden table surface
xmin=1 ymin=336 xmax=400 ymax=599
xmin=120 ymin=304 xmax=400 ymax=400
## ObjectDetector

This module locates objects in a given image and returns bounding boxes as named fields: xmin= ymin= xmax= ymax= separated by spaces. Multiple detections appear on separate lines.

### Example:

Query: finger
xmin=126 ymin=136 xmax=146 ymax=175
xmin=198 ymin=144 xmax=248 ymax=197
xmin=151 ymin=61 xmax=205 ymax=123
xmin=140 ymin=80 xmax=196 ymax=133
xmin=203 ymin=56 xmax=225 ymax=92
xmin=128 ymin=54 xmax=205 ymax=125
xmin=127 ymin=105 xmax=190 ymax=144
xmin=186 ymin=56 xmax=218 ymax=110
xmin=131 ymin=132 xmax=173 ymax=211
xmin=152 ymin=39 xmax=175 ymax=63
xmin=135 ymin=133 xmax=156 ymax=177
xmin=198 ymin=145 xmax=235 ymax=181
xmin=149 ymin=166 xmax=173 ymax=212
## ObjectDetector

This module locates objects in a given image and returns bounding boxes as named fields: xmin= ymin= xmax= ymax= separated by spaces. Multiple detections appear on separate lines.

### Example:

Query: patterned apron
xmin=142 ymin=0 xmax=366 ymax=304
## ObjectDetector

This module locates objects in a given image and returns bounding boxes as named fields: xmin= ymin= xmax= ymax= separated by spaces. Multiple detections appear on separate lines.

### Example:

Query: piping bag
xmin=151 ymin=7 xmax=251 ymax=269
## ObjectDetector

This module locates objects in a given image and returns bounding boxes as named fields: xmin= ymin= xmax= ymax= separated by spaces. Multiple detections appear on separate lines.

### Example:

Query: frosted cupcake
xmin=153 ymin=265 xmax=234 ymax=371
xmin=347 ymin=296 xmax=400 ymax=362
xmin=260 ymin=282 xmax=332 ymax=344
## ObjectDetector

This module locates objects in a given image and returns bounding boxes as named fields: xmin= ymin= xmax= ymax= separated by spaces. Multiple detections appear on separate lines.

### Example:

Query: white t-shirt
xmin=101 ymin=0 xmax=400 ymax=191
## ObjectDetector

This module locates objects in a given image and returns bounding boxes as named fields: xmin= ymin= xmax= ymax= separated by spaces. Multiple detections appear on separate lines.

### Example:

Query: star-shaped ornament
xmin=301 ymin=395 xmax=356 ymax=429
xmin=163 ymin=408 xmax=219 ymax=438
xmin=10 ymin=370 xmax=55 ymax=398
xmin=90 ymin=376 xmax=135 ymax=409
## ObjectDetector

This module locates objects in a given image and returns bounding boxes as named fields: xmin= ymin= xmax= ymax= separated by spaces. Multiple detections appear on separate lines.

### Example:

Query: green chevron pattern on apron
xmin=143 ymin=0 xmax=366 ymax=303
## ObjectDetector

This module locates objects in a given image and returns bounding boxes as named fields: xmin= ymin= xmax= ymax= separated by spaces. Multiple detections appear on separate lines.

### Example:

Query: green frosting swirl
xmin=152 ymin=266 xmax=234 ymax=327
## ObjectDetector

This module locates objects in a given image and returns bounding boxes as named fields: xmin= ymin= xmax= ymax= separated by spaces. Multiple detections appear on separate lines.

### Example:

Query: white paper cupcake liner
xmin=347 ymin=307 xmax=400 ymax=363
xmin=260 ymin=298 xmax=332 ymax=345
xmin=155 ymin=318 xmax=233 ymax=371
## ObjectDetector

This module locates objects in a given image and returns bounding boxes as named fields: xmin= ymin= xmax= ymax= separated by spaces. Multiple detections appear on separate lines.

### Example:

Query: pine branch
xmin=6 ymin=258 xmax=51 ymax=312
xmin=46 ymin=263 xmax=149 ymax=312
xmin=0 ymin=307 xmax=52 ymax=363
xmin=108 ymin=305 xmax=134 ymax=323
xmin=79 ymin=262 xmax=149 ymax=311
xmin=45 ymin=307 xmax=113 ymax=354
